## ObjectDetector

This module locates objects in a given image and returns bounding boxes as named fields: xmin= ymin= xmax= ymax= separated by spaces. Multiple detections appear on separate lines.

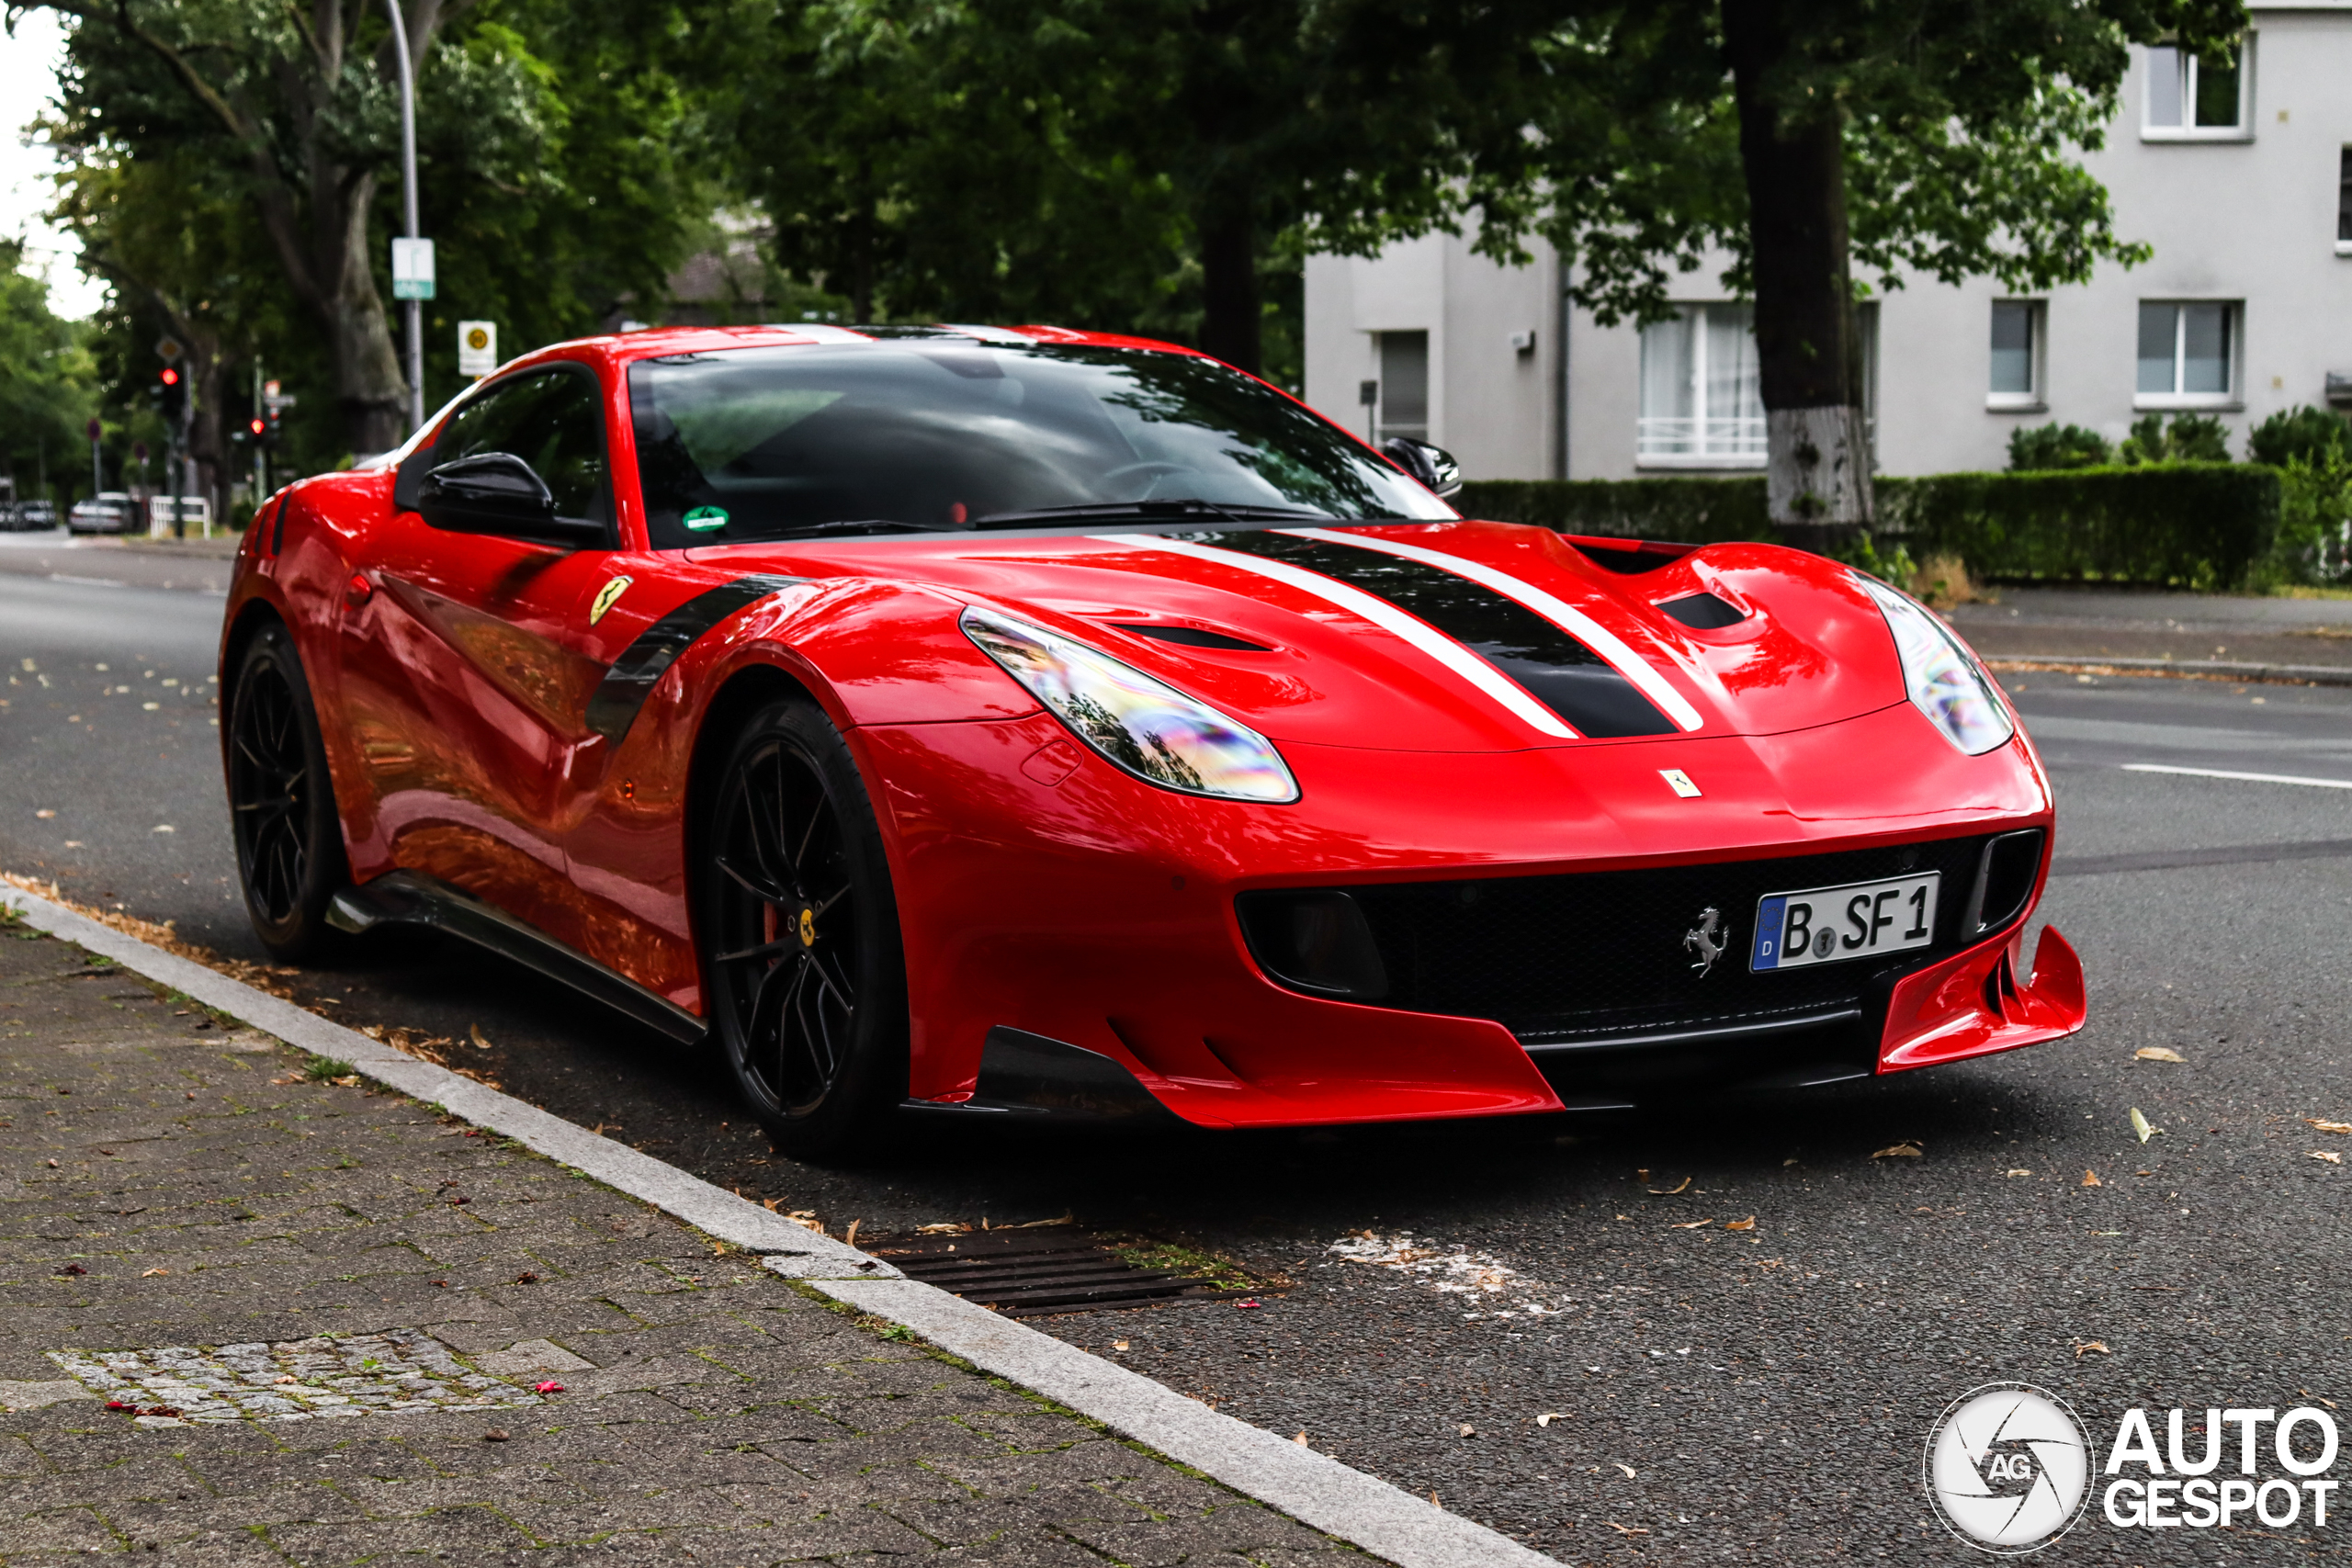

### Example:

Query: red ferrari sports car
xmin=218 ymin=321 xmax=2084 ymax=1156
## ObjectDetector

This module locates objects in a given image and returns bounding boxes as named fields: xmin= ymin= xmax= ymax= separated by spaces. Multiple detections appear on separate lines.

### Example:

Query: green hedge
xmin=1456 ymin=464 xmax=2283 ymax=589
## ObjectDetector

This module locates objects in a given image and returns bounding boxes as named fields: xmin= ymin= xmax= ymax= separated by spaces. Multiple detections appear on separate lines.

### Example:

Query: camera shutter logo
xmin=1923 ymin=1382 xmax=2092 ymax=1554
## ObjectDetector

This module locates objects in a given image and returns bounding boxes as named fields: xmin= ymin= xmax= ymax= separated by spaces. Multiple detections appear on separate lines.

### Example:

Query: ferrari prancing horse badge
xmin=589 ymin=576 xmax=633 ymax=626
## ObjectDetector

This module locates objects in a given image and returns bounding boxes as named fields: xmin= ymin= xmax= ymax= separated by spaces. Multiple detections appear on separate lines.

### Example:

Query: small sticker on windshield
xmin=684 ymin=507 xmax=729 ymax=532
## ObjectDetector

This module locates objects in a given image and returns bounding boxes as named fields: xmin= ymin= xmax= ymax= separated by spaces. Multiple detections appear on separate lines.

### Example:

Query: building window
xmin=1988 ymin=300 xmax=2045 ymax=407
xmin=2144 ymin=40 xmax=2249 ymax=137
xmin=2136 ymin=301 xmax=2239 ymax=405
xmin=2337 ymin=148 xmax=2352 ymax=254
xmin=1637 ymin=305 xmax=1764 ymax=465
xmin=1375 ymin=331 xmax=1429 ymax=444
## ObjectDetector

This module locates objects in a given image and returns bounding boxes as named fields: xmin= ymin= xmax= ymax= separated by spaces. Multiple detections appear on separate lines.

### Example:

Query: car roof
xmin=503 ymin=321 xmax=1213 ymax=379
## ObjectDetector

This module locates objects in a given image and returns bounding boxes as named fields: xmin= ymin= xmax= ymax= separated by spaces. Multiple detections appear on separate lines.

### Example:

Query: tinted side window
xmin=434 ymin=369 xmax=609 ymax=522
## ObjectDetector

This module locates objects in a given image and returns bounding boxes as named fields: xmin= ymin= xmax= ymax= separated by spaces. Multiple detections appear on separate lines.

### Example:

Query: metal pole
xmin=386 ymin=0 xmax=423 ymax=434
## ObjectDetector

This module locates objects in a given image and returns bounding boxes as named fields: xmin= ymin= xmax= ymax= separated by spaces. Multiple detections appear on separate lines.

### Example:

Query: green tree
xmin=1349 ymin=0 xmax=2248 ymax=535
xmin=0 ymin=240 xmax=97 ymax=506
xmin=30 ymin=0 xmax=707 ymax=458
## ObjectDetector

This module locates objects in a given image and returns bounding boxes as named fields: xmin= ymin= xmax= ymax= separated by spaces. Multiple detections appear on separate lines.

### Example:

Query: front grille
xmin=1284 ymin=834 xmax=2007 ymax=1046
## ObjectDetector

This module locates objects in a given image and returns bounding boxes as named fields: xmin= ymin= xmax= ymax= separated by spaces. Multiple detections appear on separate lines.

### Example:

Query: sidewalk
xmin=1951 ymin=585 xmax=2352 ymax=672
xmin=0 ymin=915 xmax=1359 ymax=1563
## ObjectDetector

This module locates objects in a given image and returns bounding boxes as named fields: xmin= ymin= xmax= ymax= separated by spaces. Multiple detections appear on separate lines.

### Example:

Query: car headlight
xmin=960 ymin=605 xmax=1300 ymax=802
xmin=1854 ymin=576 xmax=2015 ymax=756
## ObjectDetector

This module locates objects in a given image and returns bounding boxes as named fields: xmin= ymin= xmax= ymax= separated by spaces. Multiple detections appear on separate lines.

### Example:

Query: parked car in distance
xmin=67 ymin=492 xmax=136 ymax=535
xmin=15 ymin=499 xmax=57 ymax=531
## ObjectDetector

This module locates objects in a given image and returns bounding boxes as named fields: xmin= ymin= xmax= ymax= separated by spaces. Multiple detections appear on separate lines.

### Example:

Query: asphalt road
xmin=5 ymin=572 xmax=2348 ymax=1562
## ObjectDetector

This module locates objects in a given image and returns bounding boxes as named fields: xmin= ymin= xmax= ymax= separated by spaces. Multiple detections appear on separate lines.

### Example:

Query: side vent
xmin=1965 ymin=829 xmax=2047 ymax=936
xmin=1657 ymin=592 xmax=1747 ymax=629
xmin=1234 ymin=890 xmax=1390 ymax=999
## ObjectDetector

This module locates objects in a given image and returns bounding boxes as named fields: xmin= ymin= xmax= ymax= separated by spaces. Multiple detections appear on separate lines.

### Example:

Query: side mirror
xmin=1381 ymin=436 xmax=1464 ymax=498
xmin=418 ymin=452 xmax=604 ymax=546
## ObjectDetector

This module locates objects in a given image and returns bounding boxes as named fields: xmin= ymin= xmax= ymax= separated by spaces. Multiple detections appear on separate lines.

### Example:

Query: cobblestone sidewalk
xmin=0 ymin=913 xmax=1359 ymax=1566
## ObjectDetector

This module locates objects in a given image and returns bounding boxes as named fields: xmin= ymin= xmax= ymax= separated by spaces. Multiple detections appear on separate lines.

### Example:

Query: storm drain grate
xmin=865 ymin=1228 xmax=1255 ymax=1317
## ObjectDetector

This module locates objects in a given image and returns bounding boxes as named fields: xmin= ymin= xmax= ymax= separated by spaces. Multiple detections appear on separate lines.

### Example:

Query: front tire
xmin=226 ymin=622 xmax=350 ymax=962
xmin=699 ymin=696 xmax=909 ymax=1162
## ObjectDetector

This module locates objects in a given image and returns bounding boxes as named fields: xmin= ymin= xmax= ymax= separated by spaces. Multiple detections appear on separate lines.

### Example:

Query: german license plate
xmin=1750 ymin=873 xmax=1939 ymax=971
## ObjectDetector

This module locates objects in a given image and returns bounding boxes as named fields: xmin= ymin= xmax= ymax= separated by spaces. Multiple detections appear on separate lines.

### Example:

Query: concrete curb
xmin=811 ymin=1274 xmax=1556 ymax=1568
xmin=0 ymin=880 xmax=1555 ymax=1568
xmin=1985 ymin=654 xmax=2352 ymax=687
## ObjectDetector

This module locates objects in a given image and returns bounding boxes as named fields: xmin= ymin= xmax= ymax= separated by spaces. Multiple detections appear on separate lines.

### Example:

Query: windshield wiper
xmin=741 ymin=517 xmax=974 ymax=539
xmin=967 ymin=499 xmax=1341 ymax=529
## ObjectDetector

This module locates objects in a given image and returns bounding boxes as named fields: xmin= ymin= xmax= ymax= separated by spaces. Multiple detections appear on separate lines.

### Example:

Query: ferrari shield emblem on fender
xmin=1683 ymin=907 xmax=1730 ymax=976
xmin=589 ymin=576 xmax=633 ymax=626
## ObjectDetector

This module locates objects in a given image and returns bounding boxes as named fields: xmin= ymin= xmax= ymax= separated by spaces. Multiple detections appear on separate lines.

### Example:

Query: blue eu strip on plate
xmin=1751 ymin=895 xmax=1787 ymax=971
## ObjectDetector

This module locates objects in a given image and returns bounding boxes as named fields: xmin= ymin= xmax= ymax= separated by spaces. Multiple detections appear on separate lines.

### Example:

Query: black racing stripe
xmin=1192 ymin=531 xmax=1677 ymax=738
xmin=585 ymin=573 xmax=808 ymax=742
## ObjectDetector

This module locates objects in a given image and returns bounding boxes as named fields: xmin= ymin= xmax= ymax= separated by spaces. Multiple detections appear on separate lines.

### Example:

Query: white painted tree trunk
xmin=1765 ymin=405 xmax=1873 ymax=530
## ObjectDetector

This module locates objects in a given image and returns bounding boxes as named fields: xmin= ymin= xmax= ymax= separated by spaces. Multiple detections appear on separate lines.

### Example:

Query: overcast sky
xmin=1 ymin=12 xmax=107 ymax=320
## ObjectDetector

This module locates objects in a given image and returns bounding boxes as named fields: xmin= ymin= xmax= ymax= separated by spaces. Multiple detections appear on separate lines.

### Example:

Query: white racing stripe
xmin=2122 ymin=762 xmax=2352 ymax=791
xmin=1088 ymin=534 xmax=1579 ymax=739
xmin=1280 ymin=527 xmax=1706 ymax=732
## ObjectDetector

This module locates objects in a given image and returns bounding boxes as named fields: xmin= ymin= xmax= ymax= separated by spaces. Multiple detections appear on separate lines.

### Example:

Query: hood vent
xmin=1657 ymin=592 xmax=1747 ymax=629
xmin=1110 ymin=622 xmax=1272 ymax=651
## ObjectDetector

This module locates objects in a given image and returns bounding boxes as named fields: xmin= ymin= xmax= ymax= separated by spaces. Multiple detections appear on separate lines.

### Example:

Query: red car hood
xmin=696 ymin=520 xmax=1913 ymax=754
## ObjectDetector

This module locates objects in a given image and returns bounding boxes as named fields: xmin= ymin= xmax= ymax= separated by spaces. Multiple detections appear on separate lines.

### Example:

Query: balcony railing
xmin=1636 ymin=414 xmax=1767 ymax=462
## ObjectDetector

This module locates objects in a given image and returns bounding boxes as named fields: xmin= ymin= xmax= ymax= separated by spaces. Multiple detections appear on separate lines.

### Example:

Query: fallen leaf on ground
xmin=842 ymin=1219 xmax=861 ymax=1247
xmin=1873 ymin=1143 xmax=1923 ymax=1159
xmin=2312 ymin=1151 xmax=2343 ymax=1165
xmin=1458 ymin=1423 xmax=1476 ymax=1438
xmin=1112 ymin=1340 xmax=1128 ymax=1351
xmin=2082 ymin=1170 xmax=2103 ymax=1187
xmin=1635 ymin=1168 xmax=1650 ymax=1181
xmin=1606 ymin=1522 xmax=1650 ymax=1537
xmin=2006 ymin=1168 xmax=2033 ymax=1178
xmin=1647 ymin=1176 xmax=1692 ymax=1195
xmin=2307 ymin=1119 xmax=2352 ymax=1134
xmin=483 ymin=1428 xmax=510 ymax=1442
xmin=2135 ymin=1047 xmax=2187 ymax=1064
xmin=914 ymin=1221 xmax=970 ymax=1235
xmin=514 ymin=1271 xmax=538 ymax=1284
xmin=533 ymin=1381 xmax=564 ymax=1394
xmin=1614 ymin=1214 xmax=1633 ymax=1222
xmin=54 ymin=1264 xmax=85 ymax=1277
xmin=469 ymin=1023 xmax=493 ymax=1051
xmin=1615 ymin=1463 xmax=1637 ymax=1478
xmin=141 ymin=1268 xmax=168 ymax=1278
xmin=2131 ymin=1108 xmax=2161 ymax=1144
xmin=1725 ymin=1216 xmax=1757 ymax=1231
xmin=1235 ymin=1298 xmax=1262 ymax=1309
xmin=1670 ymin=1219 xmax=1714 ymax=1229
xmin=998 ymin=1213 xmax=1075 ymax=1229
xmin=2074 ymin=1340 xmax=2110 ymax=1358
xmin=785 ymin=1210 xmax=823 ymax=1234
xmin=1537 ymin=1413 xmax=1563 ymax=1427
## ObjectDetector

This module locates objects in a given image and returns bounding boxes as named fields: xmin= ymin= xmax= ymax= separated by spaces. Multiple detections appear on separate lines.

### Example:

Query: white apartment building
xmin=1304 ymin=4 xmax=2352 ymax=479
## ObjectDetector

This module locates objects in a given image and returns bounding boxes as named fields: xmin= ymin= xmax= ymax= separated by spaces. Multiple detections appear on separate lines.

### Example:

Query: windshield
xmin=627 ymin=339 xmax=1454 ymax=547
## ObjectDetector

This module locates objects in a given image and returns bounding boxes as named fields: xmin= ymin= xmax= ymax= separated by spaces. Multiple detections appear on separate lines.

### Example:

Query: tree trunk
xmin=1722 ymin=0 xmax=1872 ymax=549
xmin=1199 ymin=210 xmax=1261 ymax=374
xmin=326 ymin=171 xmax=408 ymax=455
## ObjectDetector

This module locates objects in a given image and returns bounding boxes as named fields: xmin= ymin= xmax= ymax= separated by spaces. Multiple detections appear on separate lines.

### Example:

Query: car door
xmin=337 ymin=364 xmax=626 ymax=942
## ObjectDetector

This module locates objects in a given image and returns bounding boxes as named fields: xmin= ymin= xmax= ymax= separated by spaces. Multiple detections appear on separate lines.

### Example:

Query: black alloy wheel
xmin=227 ymin=623 xmax=348 ymax=961
xmin=701 ymin=697 xmax=907 ymax=1160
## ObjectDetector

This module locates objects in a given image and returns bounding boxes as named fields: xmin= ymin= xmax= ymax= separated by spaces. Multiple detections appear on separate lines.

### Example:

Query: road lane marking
xmin=2122 ymin=762 xmax=2352 ymax=790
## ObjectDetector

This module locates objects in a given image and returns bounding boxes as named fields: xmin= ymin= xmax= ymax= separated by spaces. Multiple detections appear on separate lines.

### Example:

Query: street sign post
xmin=457 ymin=321 xmax=498 ymax=378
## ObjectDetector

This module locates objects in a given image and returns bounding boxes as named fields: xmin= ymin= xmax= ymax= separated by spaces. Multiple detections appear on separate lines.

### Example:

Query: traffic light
xmin=156 ymin=365 xmax=186 ymax=420
xmin=263 ymin=403 xmax=282 ymax=445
